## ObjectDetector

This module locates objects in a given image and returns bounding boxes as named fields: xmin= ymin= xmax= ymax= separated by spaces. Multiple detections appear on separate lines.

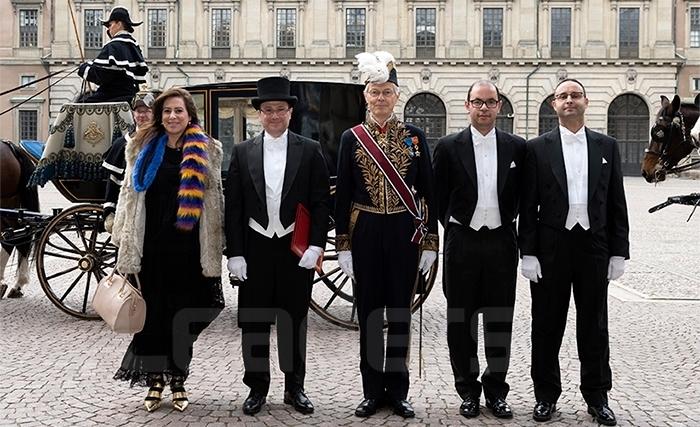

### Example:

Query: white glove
xmin=418 ymin=250 xmax=437 ymax=275
xmin=337 ymin=250 xmax=355 ymax=281
xmin=103 ymin=213 xmax=114 ymax=234
xmin=227 ymin=256 xmax=247 ymax=281
xmin=521 ymin=255 xmax=543 ymax=283
xmin=299 ymin=245 xmax=323 ymax=269
xmin=607 ymin=256 xmax=626 ymax=281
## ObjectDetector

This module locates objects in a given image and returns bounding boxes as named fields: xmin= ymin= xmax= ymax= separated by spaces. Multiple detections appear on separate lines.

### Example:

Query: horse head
xmin=641 ymin=95 xmax=700 ymax=183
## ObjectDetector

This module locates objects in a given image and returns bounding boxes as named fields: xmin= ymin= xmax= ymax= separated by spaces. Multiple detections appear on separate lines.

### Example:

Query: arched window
xmin=538 ymin=95 xmax=558 ymax=135
xmin=404 ymin=93 xmax=446 ymax=153
xmin=496 ymin=95 xmax=514 ymax=133
xmin=607 ymin=93 xmax=649 ymax=175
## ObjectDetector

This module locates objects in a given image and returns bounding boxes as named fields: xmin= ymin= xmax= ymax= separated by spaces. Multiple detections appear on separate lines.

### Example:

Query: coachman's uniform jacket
xmin=77 ymin=32 xmax=148 ymax=103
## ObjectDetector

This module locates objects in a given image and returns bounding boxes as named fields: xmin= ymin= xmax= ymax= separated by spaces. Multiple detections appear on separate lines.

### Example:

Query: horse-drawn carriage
xmin=0 ymin=80 xmax=438 ymax=329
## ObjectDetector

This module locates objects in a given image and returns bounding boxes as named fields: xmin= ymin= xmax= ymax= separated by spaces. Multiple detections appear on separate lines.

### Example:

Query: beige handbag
xmin=92 ymin=269 xmax=146 ymax=334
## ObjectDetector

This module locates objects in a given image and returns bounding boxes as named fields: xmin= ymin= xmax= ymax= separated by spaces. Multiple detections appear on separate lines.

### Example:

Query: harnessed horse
xmin=0 ymin=140 xmax=39 ymax=298
xmin=641 ymin=95 xmax=700 ymax=183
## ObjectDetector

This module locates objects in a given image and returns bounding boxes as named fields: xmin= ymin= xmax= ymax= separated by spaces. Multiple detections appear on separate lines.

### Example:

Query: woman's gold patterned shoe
xmin=171 ymin=381 xmax=189 ymax=412
xmin=143 ymin=381 xmax=164 ymax=412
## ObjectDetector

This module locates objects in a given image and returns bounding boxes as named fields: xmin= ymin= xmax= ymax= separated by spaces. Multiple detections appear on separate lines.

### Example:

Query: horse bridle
xmin=646 ymin=110 xmax=695 ymax=171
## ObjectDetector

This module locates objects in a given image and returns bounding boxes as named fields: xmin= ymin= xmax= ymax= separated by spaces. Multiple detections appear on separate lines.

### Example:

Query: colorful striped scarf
xmin=132 ymin=124 xmax=209 ymax=232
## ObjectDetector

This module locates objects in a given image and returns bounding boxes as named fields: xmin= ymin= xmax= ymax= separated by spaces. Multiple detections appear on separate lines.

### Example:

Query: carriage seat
xmin=19 ymin=140 xmax=45 ymax=163
xmin=28 ymin=102 xmax=134 ymax=188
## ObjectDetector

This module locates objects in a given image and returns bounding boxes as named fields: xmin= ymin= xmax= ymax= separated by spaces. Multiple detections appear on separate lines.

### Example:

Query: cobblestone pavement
xmin=0 ymin=177 xmax=698 ymax=426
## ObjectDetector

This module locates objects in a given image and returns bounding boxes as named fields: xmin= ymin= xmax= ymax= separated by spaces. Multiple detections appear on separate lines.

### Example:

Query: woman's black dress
xmin=114 ymin=146 xmax=224 ymax=387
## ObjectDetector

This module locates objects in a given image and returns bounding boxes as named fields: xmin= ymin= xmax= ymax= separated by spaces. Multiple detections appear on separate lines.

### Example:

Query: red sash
xmin=350 ymin=124 xmax=427 ymax=244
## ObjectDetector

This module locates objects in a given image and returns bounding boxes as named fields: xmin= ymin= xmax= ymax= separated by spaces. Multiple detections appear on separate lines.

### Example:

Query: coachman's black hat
xmin=102 ymin=7 xmax=143 ymax=32
xmin=252 ymin=77 xmax=298 ymax=110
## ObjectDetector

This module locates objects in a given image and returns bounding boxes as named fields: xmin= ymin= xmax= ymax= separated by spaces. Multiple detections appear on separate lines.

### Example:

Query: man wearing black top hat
xmin=77 ymin=7 xmax=148 ymax=103
xmin=335 ymin=52 xmax=439 ymax=418
xmin=224 ymin=77 xmax=330 ymax=416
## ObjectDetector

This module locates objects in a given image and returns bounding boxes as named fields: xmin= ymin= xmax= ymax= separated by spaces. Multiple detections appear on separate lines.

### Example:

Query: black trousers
xmin=352 ymin=211 xmax=419 ymax=400
xmin=238 ymin=231 xmax=313 ymax=395
xmin=443 ymin=223 xmax=517 ymax=401
xmin=530 ymin=225 xmax=612 ymax=406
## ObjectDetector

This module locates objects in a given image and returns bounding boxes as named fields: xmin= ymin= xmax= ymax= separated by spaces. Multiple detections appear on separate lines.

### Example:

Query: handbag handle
xmin=106 ymin=268 xmax=142 ymax=293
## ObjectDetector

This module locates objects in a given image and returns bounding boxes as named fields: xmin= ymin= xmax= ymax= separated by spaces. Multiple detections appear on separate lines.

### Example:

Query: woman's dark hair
xmin=134 ymin=87 xmax=200 ymax=148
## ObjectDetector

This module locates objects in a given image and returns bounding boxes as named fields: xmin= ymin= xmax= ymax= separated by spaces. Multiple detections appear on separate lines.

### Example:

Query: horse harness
xmin=647 ymin=109 xmax=700 ymax=172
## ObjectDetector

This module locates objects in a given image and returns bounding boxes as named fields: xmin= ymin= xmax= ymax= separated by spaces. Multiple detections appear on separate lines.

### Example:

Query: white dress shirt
xmin=249 ymin=130 xmax=295 ymax=237
xmin=560 ymin=125 xmax=590 ymax=230
xmin=449 ymin=127 xmax=502 ymax=230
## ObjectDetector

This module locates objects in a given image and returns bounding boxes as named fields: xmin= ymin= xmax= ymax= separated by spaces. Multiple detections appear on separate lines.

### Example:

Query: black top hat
xmin=252 ymin=77 xmax=297 ymax=110
xmin=102 ymin=7 xmax=143 ymax=31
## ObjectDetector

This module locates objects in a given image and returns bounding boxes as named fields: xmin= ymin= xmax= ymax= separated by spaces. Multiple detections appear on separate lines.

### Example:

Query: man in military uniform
xmin=335 ymin=52 xmax=438 ymax=419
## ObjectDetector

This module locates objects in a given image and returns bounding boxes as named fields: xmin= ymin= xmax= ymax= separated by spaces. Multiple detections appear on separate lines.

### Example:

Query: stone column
xmin=438 ymin=0 xmax=446 ymax=57
xmin=232 ymin=1 xmax=241 ymax=57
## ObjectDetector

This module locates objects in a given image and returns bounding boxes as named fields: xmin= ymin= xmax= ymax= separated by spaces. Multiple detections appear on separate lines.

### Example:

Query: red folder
xmin=291 ymin=203 xmax=323 ymax=271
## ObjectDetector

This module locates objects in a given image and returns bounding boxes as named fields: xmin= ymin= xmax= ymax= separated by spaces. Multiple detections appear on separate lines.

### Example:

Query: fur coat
xmin=112 ymin=134 xmax=224 ymax=277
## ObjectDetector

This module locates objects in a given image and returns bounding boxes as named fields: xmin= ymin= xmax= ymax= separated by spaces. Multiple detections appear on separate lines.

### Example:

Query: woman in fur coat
xmin=111 ymin=87 xmax=225 ymax=412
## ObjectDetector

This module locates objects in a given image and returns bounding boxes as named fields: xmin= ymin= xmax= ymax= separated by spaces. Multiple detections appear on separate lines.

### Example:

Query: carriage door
xmin=214 ymin=96 xmax=260 ymax=171
xmin=607 ymin=94 xmax=649 ymax=176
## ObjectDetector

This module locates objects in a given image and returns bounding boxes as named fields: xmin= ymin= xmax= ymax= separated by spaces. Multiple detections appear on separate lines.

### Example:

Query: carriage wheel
xmin=309 ymin=220 xmax=437 ymax=330
xmin=35 ymin=204 xmax=117 ymax=319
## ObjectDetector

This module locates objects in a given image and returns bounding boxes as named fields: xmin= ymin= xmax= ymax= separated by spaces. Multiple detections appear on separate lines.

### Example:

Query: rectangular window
xmin=693 ymin=78 xmax=700 ymax=91
xmin=20 ymin=75 xmax=36 ymax=87
xmin=691 ymin=8 xmax=700 ymax=48
xmin=19 ymin=111 xmax=38 ymax=141
xmin=84 ymin=9 xmax=103 ymax=58
xmin=415 ymin=8 xmax=436 ymax=59
xmin=277 ymin=8 xmax=296 ymax=58
xmin=346 ymin=8 xmax=366 ymax=58
xmin=148 ymin=9 xmax=167 ymax=59
xmin=211 ymin=8 xmax=231 ymax=58
xmin=619 ymin=8 xmax=639 ymax=58
xmin=19 ymin=9 xmax=38 ymax=47
xmin=550 ymin=8 xmax=571 ymax=58
xmin=483 ymin=8 xmax=503 ymax=59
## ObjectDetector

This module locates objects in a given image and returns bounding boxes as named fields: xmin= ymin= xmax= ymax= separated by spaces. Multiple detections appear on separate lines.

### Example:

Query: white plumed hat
xmin=355 ymin=51 xmax=398 ymax=85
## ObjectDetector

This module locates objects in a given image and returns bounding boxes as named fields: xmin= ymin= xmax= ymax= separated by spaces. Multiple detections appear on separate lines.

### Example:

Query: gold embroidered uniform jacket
xmin=334 ymin=118 xmax=439 ymax=252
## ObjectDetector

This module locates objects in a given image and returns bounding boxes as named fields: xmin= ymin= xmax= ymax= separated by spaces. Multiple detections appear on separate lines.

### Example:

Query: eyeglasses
xmin=367 ymin=89 xmax=397 ymax=98
xmin=260 ymin=107 xmax=291 ymax=117
xmin=553 ymin=91 xmax=585 ymax=101
xmin=469 ymin=99 xmax=500 ymax=109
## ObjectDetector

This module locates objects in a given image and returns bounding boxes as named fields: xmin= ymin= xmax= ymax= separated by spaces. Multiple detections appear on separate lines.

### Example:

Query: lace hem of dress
xmin=114 ymin=367 xmax=189 ymax=388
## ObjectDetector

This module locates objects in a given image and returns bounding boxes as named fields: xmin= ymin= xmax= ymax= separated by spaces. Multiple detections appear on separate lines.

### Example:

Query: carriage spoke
xmin=323 ymin=275 xmax=350 ymax=310
xmin=41 ymin=250 xmax=82 ymax=261
xmin=59 ymin=271 xmax=86 ymax=302
xmin=46 ymin=264 xmax=80 ymax=281
xmin=71 ymin=216 xmax=90 ymax=251
xmin=350 ymin=295 xmax=357 ymax=323
xmin=53 ymin=228 xmax=85 ymax=254
xmin=314 ymin=266 xmax=343 ymax=283
xmin=82 ymin=273 xmax=93 ymax=314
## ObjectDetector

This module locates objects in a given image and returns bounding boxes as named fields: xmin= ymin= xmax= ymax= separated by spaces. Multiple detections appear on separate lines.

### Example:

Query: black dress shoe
xmin=533 ymin=401 xmax=556 ymax=422
xmin=284 ymin=389 xmax=314 ymax=414
xmin=459 ymin=396 xmax=480 ymax=418
xmin=486 ymin=397 xmax=513 ymax=418
xmin=355 ymin=398 xmax=382 ymax=417
xmin=242 ymin=392 xmax=266 ymax=415
xmin=588 ymin=403 xmax=617 ymax=426
xmin=390 ymin=399 xmax=415 ymax=418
